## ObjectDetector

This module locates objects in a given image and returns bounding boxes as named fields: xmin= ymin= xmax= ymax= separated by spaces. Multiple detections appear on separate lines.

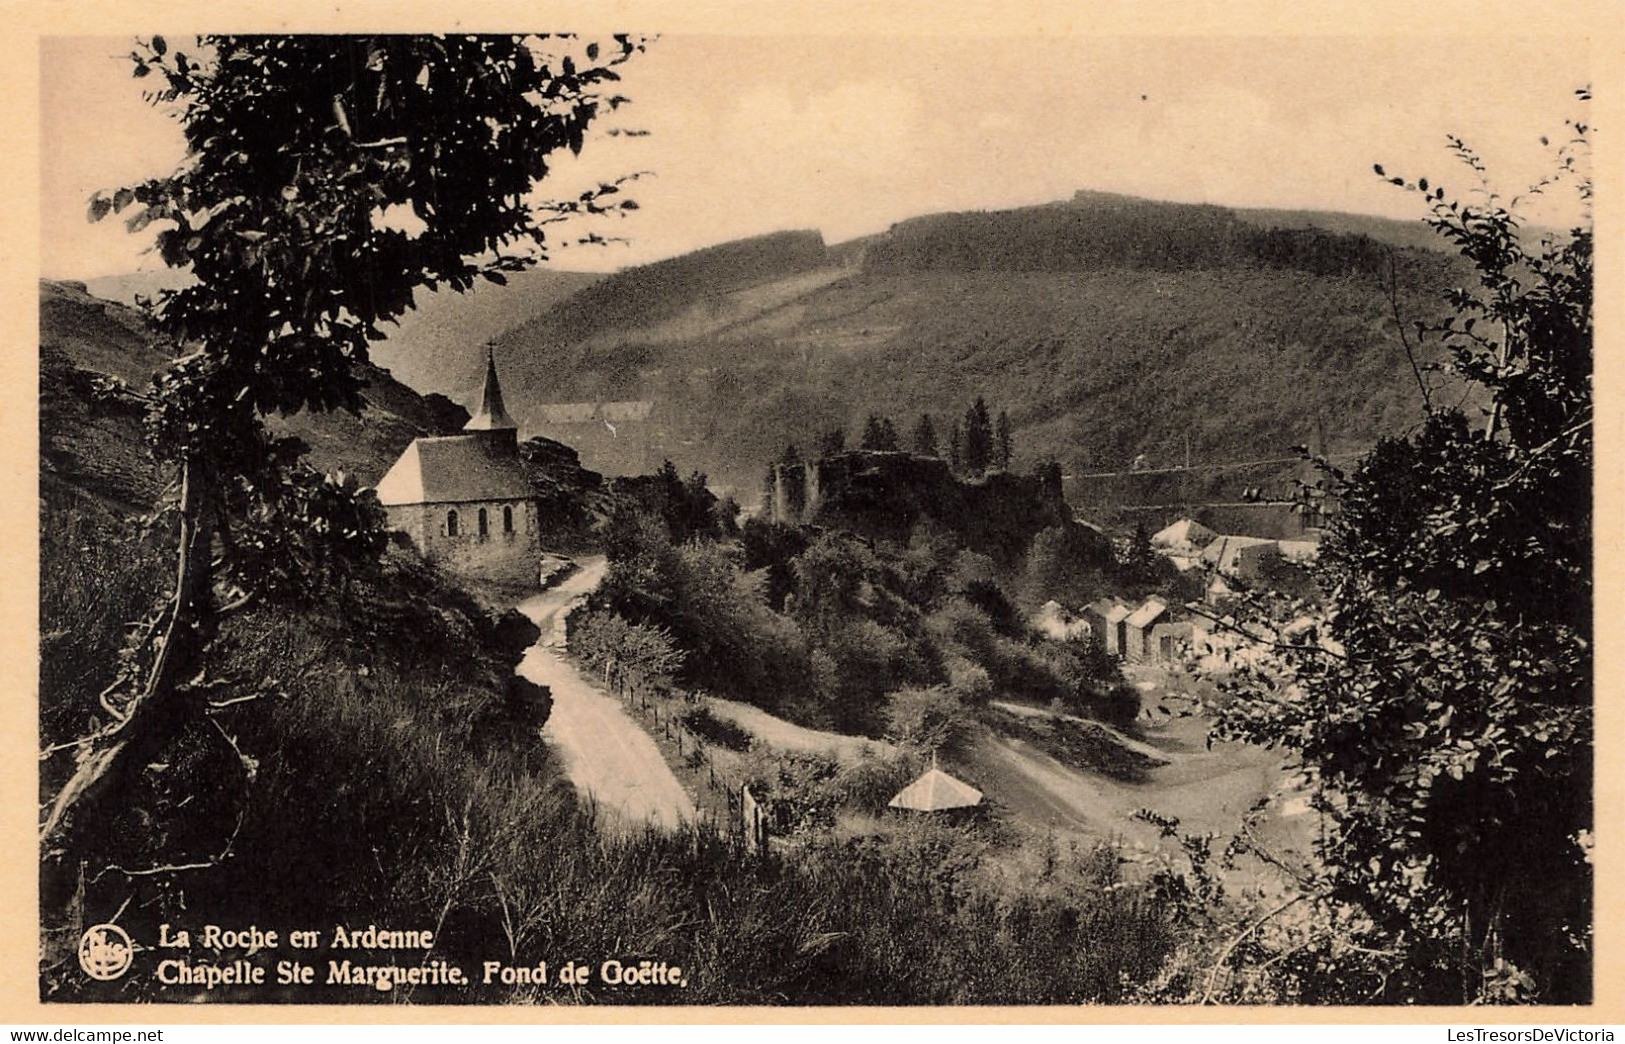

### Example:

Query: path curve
xmin=515 ymin=558 xmax=696 ymax=832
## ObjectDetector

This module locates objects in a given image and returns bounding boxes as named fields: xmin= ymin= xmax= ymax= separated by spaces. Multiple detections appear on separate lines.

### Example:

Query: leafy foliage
xmin=597 ymin=495 xmax=1137 ymax=738
xmin=1214 ymin=108 xmax=1592 ymax=1003
xmin=46 ymin=33 xmax=645 ymax=875
xmin=568 ymin=608 xmax=685 ymax=693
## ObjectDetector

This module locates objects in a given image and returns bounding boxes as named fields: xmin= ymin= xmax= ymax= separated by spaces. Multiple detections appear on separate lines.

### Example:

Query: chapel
xmin=376 ymin=347 xmax=541 ymax=585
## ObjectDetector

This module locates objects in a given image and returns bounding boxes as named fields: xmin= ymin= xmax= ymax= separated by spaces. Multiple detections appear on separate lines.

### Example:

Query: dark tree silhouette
xmin=1218 ymin=105 xmax=1593 ymax=1003
xmin=49 ymin=34 xmax=645 ymax=846
xmin=912 ymin=413 xmax=939 ymax=457
xmin=860 ymin=413 xmax=899 ymax=451
xmin=962 ymin=397 xmax=994 ymax=476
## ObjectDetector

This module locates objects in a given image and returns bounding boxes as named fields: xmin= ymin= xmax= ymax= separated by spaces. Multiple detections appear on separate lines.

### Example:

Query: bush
xmin=681 ymin=706 xmax=753 ymax=751
xmin=833 ymin=752 xmax=921 ymax=815
xmin=884 ymin=686 xmax=975 ymax=756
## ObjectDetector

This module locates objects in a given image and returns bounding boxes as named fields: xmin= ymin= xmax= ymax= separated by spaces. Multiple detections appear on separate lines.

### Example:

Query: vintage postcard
xmin=4 ymin=0 xmax=1619 ymax=1025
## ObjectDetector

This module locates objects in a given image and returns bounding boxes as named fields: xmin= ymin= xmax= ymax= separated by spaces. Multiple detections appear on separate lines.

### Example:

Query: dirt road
xmin=515 ymin=558 xmax=696 ymax=832
xmin=968 ymin=693 xmax=1317 ymax=884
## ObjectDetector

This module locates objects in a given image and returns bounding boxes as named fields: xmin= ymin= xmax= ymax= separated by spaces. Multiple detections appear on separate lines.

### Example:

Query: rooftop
xmin=888 ymin=768 xmax=984 ymax=812
xmin=376 ymin=434 xmax=535 ymax=506
xmin=464 ymin=345 xmax=519 ymax=432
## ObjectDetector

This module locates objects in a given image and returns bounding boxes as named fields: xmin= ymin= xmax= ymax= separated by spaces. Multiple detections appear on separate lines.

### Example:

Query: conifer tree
xmin=817 ymin=427 xmax=847 ymax=457
xmin=962 ymin=397 xmax=994 ymax=476
xmin=860 ymin=413 xmax=899 ymax=451
xmin=912 ymin=413 xmax=939 ymax=457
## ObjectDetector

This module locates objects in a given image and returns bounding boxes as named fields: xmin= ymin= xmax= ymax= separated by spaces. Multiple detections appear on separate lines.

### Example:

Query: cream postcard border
xmin=1 ymin=0 xmax=1619 ymax=1025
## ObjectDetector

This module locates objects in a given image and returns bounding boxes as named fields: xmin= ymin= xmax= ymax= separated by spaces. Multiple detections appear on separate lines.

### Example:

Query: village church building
xmin=376 ymin=348 xmax=542 ymax=585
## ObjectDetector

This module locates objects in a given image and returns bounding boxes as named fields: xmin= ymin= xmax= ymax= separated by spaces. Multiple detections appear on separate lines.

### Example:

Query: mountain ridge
xmin=473 ymin=191 xmax=1466 ymax=505
xmin=69 ymin=190 xmax=1470 ymax=517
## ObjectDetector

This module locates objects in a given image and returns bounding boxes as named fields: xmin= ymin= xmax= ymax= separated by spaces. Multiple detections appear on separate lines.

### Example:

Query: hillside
xmin=42 ymin=279 xmax=469 ymax=499
xmin=38 ymin=274 xmax=1193 ymax=1005
xmin=433 ymin=192 xmax=1470 ymax=508
xmin=83 ymin=266 xmax=603 ymax=415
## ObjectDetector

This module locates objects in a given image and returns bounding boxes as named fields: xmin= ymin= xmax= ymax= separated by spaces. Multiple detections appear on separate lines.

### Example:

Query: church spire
xmin=464 ymin=343 xmax=518 ymax=432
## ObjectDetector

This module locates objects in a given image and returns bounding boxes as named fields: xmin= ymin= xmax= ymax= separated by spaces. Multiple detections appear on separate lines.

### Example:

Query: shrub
xmin=681 ymin=706 xmax=753 ymax=751
xmin=883 ymin=685 xmax=975 ymax=756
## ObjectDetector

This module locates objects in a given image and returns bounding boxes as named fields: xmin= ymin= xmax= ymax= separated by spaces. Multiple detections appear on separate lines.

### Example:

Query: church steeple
xmin=464 ymin=343 xmax=518 ymax=432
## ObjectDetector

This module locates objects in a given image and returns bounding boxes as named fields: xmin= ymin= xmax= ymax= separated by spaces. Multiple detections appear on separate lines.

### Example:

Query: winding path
xmin=515 ymin=558 xmax=696 ymax=832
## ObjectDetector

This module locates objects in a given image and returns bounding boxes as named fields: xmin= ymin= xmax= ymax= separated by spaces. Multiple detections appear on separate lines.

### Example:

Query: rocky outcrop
xmin=771 ymin=450 xmax=1072 ymax=563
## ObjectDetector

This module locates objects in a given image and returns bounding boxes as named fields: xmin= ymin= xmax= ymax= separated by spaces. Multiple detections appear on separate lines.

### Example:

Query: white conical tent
xmin=888 ymin=768 xmax=984 ymax=812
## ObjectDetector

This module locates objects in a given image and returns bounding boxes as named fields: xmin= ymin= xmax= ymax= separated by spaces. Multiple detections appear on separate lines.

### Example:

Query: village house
xmin=1034 ymin=600 xmax=1093 ymax=642
xmin=1124 ymin=598 xmax=1170 ymax=661
xmin=1151 ymin=517 xmax=1217 ymax=572
xmin=1081 ymin=598 xmax=1133 ymax=657
xmin=1151 ymin=517 xmax=1217 ymax=553
xmin=1148 ymin=619 xmax=1197 ymax=662
xmin=376 ymin=348 xmax=543 ymax=585
xmin=1199 ymin=533 xmax=1283 ymax=582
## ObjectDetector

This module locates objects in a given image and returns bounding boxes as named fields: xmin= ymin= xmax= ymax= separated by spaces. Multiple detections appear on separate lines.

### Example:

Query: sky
xmin=39 ymin=32 xmax=1591 ymax=280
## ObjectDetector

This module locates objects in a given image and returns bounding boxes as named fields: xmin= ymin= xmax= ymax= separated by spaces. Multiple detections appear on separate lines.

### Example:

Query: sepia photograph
xmin=20 ymin=3 xmax=1608 ymax=1016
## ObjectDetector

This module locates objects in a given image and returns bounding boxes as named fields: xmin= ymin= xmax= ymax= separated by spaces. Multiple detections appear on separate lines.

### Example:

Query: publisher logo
xmin=78 ymin=923 xmax=133 ymax=981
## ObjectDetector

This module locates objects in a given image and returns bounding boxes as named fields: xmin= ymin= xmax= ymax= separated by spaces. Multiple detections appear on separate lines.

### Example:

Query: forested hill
xmin=462 ymin=192 xmax=1467 ymax=500
xmin=861 ymin=192 xmax=1449 ymax=281
xmin=80 ymin=191 xmax=1467 ymax=505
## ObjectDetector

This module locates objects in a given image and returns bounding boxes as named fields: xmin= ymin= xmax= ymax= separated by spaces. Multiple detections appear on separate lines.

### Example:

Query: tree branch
xmin=1202 ymin=893 xmax=1307 ymax=1004
xmin=1384 ymin=250 xmax=1433 ymax=413
xmin=91 ymin=808 xmax=245 ymax=884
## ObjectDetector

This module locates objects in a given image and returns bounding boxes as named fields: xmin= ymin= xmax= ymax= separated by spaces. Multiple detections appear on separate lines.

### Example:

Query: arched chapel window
xmin=447 ymin=510 xmax=459 ymax=537
xmin=478 ymin=507 xmax=489 ymax=537
xmin=503 ymin=505 xmax=514 ymax=533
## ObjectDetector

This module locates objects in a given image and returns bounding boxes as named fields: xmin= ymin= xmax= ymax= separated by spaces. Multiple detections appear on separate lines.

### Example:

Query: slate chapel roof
xmin=463 ymin=346 xmax=519 ymax=431
xmin=375 ymin=435 xmax=535 ymax=506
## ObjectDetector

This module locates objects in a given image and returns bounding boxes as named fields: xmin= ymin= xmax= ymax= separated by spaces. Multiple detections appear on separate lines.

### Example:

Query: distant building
xmin=1151 ymin=517 xmax=1217 ymax=553
xmin=1084 ymin=599 xmax=1133 ymax=657
xmin=1148 ymin=620 xmax=1197 ymax=663
xmin=1277 ymin=538 xmax=1322 ymax=566
xmin=530 ymin=400 xmax=657 ymax=475
xmin=1200 ymin=534 xmax=1282 ymax=582
xmin=376 ymin=348 xmax=542 ymax=585
xmin=1206 ymin=573 xmax=1236 ymax=605
xmin=532 ymin=400 xmax=654 ymax=424
xmin=1033 ymin=600 xmax=1092 ymax=642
